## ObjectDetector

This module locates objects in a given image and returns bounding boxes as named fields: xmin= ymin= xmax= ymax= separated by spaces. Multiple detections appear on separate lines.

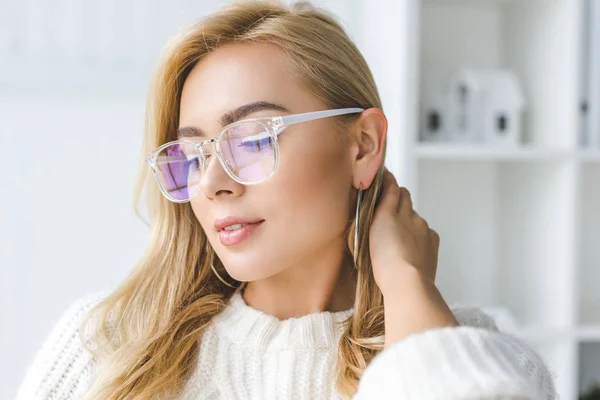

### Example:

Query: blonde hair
xmin=81 ymin=1 xmax=388 ymax=399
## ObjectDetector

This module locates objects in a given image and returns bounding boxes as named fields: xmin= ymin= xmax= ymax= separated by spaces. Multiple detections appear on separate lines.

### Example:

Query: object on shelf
xmin=445 ymin=69 xmax=485 ymax=143
xmin=420 ymin=89 xmax=449 ymax=142
xmin=581 ymin=0 xmax=600 ymax=149
xmin=419 ymin=68 xmax=526 ymax=147
xmin=447 ymin=69 xmax=525 ymax=146
xmin=581 ymin=382 xmax=600 ymax=400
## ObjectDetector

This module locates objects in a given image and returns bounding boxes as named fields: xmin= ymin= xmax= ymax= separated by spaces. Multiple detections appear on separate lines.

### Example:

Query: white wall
xmin=0 ymin=1 xmax=224 ymax=397
xmin=0 ymin=89 xmax=150 ymax=397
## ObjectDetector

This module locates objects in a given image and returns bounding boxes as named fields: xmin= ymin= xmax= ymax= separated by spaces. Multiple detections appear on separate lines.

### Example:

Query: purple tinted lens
xmin=155 ymin=142 xmax=202 ymax=201
xmin=220 ymin=122 xmax=276 ymax=183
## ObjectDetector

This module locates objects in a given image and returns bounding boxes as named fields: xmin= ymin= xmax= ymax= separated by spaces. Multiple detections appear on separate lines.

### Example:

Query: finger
xmin=415 ymin=215 xmax=430 ymax=233
xmin=430 ymin=228 xmax=440 ymax=248
xmin=398 ymin=187 xmax=413 ymax=215
xmin=412 ymin=210 xmax=433 ymax=237
xmin=378 ymin=170 xmax=401 ymax=212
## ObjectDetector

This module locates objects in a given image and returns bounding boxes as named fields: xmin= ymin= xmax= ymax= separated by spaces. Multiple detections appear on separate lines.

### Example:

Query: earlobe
xmin=353 ymin=159 xmax=382 ymax=190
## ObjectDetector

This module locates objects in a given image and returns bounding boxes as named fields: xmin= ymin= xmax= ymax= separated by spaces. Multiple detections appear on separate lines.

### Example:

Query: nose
xmin=200 ymin=153 xmax=245 ymax=200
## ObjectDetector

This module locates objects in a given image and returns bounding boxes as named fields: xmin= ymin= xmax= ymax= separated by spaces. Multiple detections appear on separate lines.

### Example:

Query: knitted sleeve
xmin=15 ymin=293 xmax=104 ymax=400
xmin=354 ymin=306 xmax=558 ymax=400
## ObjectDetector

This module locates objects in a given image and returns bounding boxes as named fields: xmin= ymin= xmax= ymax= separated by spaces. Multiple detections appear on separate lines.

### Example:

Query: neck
xmin=242 ymin=251 xmax=357 ymax=320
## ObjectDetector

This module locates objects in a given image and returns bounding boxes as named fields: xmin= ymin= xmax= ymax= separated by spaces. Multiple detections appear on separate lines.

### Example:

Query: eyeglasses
xmin=146 ymin=108 xmax=364 ymax=203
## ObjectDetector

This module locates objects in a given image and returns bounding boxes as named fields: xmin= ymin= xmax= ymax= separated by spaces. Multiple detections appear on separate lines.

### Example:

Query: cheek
xmin=270 ymin=136 xmax=352 ymax=240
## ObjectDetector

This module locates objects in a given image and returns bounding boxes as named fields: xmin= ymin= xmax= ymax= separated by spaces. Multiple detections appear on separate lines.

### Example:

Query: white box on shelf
xmin=480 ymin=71 xmax=525 ymax=147
xmin=446 ymin=69 xmax=525 ymax=147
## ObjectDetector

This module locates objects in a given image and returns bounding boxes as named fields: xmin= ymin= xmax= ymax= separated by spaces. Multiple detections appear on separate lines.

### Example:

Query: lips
xmin=214 ymin=216 xmax=265 ymax=232
xmin=217 ymin=220 xmax=264 ymax=246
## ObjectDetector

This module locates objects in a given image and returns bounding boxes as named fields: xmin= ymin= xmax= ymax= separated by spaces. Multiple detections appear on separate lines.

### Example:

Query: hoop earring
xmin=354 ymin=183 xmax=363 ymax=270
xmin=210 ymin=263 xmax=237 ymax=288
xmin=208 ymin=246 xmax=237 ymax=288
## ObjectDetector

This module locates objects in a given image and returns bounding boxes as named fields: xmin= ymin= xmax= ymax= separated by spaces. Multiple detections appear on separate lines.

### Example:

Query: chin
xmin=225 ymin=267 xmax=274 ymax=283
xmin=219 ymin=254 xmax=277 ymax=282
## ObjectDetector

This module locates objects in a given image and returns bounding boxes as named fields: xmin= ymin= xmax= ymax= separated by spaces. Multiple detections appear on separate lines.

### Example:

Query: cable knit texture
xmin=16 ymin=292 xmax=557 ymax=399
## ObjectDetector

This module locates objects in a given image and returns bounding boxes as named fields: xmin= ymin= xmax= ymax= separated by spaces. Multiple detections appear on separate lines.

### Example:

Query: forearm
xmin=383 ymin=266 xmax=459 ymax=348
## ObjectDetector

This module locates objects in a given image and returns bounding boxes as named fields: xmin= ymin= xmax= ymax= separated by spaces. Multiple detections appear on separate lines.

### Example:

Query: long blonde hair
xmin=81 ymin=1 xmax=388 ymax=399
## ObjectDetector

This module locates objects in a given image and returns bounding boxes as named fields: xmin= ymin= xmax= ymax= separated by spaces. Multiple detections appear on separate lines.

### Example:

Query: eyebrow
xmin=177 ymin=101 xmax=290 ymax=138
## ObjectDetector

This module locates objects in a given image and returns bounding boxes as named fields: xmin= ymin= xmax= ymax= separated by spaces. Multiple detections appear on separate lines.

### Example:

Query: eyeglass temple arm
xmin=275 ymin=108 xmax=364 ymax=131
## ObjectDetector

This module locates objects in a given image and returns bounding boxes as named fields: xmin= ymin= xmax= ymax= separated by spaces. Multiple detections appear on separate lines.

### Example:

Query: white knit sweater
xmin=15 ymin=291 xmax=557 ymax=399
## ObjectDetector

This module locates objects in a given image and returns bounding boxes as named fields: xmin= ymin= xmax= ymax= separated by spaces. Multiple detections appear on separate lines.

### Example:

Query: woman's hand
xmin=369 ymin=169 xmax=439 ymax=295
xmin=369 ymin=169 xmax=459 ymax=347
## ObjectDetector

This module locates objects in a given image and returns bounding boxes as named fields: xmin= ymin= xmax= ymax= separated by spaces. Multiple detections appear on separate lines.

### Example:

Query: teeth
xmin=224 ymin=223 xmax=248 ymax=231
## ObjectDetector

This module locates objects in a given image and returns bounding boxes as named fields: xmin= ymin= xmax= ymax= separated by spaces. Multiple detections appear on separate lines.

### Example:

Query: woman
xmin=16 ymin=1 xmax=557 ymax=399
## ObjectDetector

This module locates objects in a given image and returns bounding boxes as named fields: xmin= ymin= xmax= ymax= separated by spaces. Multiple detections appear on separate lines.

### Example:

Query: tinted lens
xmin=155 ymin=142 xmax=202 ymax=201
xmin=219 ymin=122 xmax=276 ymax=183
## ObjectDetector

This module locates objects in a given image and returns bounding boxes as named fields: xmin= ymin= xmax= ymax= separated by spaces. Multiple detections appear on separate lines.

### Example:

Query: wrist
xmin=381 ymin=267 xmax=459 ymax=348
xmin=379 ymin=264 xmax=426 ymax=298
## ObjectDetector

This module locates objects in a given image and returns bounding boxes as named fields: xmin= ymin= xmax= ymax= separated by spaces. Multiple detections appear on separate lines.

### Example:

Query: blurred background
xmin=1 ymin=0 xmax=599 ymax=399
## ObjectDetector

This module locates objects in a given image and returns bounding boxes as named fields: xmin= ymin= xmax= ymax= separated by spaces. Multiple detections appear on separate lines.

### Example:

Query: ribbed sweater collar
xmin=211 ymin=292 xmax=355 ymax=351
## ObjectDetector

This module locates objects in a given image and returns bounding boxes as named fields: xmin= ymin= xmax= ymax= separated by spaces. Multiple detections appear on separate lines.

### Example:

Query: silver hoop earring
xmin=210 ymin=263 xmax=237 ymax=288
xmin=354 ymin=184 xmax=363 ymax=269
xmin=208 ymin=247 xmax=237 ymax=288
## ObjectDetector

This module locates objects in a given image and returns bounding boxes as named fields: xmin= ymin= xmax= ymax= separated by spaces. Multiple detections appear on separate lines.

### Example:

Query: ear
xmin=349 ymin=108 xmax=387 ymax=190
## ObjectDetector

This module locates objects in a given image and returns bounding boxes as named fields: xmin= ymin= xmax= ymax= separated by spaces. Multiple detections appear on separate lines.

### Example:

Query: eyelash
xmin=238 ymin=136 xmax=274 ymax=151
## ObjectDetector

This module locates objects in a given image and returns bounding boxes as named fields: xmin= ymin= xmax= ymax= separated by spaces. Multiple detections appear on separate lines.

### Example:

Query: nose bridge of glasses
xmin=198 ymin=139 xmax=228 ymax=178
xmin=198 ymin=137 xmax=217 ymax=148
xmin=197 ymin=138 xmax=216 ymax=159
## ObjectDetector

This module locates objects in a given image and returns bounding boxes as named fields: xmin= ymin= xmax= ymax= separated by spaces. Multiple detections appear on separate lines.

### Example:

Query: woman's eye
xmin=187 ymin=156 xmax=202 ymax=170
xmin=239 ymin=136 xmax=274 ymax=152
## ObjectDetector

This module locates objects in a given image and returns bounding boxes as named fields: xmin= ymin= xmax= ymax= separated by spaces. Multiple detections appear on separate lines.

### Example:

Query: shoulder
xmin=15 ymin=291 xmax=108 ymax=400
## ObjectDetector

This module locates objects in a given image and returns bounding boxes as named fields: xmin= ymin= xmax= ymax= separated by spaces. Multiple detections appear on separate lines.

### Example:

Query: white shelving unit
xmin=405 ymin=0 xmax=600 ymax=398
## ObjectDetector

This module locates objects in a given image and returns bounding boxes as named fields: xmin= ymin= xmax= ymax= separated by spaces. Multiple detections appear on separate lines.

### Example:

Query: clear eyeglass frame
xmin=146 ymin=107 xmax=365 ymax=203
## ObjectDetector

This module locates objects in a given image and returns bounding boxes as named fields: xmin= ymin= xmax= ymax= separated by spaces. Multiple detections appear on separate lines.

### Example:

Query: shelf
xmin=414 ymin=144 xmax=573 ymax=161
xmin=577 ymin=326 xmax=600 ymax=342
xmin=413 ymin=145 xmax=600 ymax=162
xmin=578 ymin=150 xmax=600 ymax=162
xmin=491 ymin=326 xmax=600 ymax=342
